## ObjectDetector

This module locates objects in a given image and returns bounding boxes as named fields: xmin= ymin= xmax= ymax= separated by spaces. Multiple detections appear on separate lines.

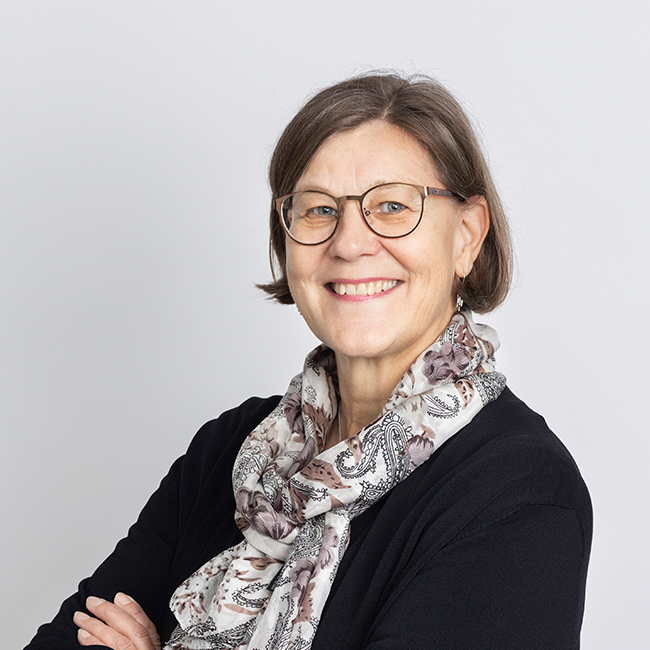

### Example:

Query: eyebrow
xmin=292 ymin=180 xmax=411 ymax=195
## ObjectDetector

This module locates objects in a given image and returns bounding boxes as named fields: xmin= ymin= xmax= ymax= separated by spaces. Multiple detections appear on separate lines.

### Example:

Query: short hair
xmin=258 ymin=72 xmax=512 ymax=313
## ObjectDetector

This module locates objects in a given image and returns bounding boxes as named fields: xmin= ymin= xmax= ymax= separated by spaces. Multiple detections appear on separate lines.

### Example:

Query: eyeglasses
xmin=274 ymin=182 xmax=466 ymax=245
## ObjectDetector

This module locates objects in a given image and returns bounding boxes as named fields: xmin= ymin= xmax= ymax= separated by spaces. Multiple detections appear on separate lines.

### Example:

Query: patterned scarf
xmin=165 ymin=310 xmax=505 ymax=650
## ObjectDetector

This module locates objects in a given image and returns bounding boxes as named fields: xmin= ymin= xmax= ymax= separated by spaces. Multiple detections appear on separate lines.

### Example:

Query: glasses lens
xmin=282 ymin=191 xmax=338 ymax=244
xmin=362 ymin=184 xmax=422 ymax=237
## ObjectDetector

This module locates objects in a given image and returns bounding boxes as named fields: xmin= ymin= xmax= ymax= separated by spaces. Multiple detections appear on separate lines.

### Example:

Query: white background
xmin=2 ymin=2 xmax=648 ymax=648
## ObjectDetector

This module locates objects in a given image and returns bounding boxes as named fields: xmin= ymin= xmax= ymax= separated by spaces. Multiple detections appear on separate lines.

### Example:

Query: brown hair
xmin=258 ymin=72 xmax=512 ymax=313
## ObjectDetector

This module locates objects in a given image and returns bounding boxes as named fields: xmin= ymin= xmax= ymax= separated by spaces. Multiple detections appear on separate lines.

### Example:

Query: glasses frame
xmin=274 ymin=182 xmax=466 ymax=246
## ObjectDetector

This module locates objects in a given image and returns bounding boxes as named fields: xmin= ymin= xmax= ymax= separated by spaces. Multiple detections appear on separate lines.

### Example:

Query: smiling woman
xmin=281 ymin=121 xmax=488 ymax=425
xmin=26 ymin=72 xmax=592 ymax=650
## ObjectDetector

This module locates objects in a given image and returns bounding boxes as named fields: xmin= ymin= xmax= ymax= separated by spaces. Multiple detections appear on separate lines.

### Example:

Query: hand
xmin=73 ymin=593 xmax=161 ymax=650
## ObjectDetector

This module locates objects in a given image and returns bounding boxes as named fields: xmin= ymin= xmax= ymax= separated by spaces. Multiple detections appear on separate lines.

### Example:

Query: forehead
xmin=295 ymin=120 xmax=440 ymax=194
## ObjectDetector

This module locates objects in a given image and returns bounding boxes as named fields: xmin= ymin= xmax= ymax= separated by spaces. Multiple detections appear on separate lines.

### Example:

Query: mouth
xmin=329 ymin=280 xmax=399 ymax=296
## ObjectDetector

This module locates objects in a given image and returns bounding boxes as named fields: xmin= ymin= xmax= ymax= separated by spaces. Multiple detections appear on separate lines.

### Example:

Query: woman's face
xmin=286 ymin=120 xmax=486 ymax=367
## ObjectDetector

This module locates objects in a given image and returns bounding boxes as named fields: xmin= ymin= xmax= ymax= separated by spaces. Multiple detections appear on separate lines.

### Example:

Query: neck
xmin=334 ymin=353 xmax=413 ymax=439
xmin=332 ymin=305 xmax=458 ymax=441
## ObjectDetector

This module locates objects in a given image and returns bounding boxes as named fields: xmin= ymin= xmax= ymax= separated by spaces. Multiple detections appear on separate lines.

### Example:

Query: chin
xmin=321 ymin=328 xmax=401 ymax=361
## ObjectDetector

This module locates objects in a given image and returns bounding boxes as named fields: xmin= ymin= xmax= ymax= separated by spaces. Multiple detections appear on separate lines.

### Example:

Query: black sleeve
xmin=24 ymin=395 xmax=281 ymax=650
xmin=24 ymin=453 xmax=184 ymax=650
xmin=364 ymin=504 xmax=588 ymax=650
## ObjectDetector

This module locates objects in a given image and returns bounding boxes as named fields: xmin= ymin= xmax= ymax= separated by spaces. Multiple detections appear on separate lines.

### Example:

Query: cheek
xmin=285 ymin=246 xmax=318 ymax=303
xmin=426 ymin=214 xmax=462 ymax=274
xmin=285 ymin=240 xmax=300 ymax=283
xmin=403 ymin=225 xmax=456 ymax=283
xmin=285 ymin=244 xmax=302 ymax=288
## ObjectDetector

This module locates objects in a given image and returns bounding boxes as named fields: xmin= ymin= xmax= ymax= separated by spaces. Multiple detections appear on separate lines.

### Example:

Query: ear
xmin=454 ymin=196 xmax=490 ymax=278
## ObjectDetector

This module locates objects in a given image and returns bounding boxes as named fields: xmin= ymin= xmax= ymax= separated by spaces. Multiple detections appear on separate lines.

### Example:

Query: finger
xmin=74 ymin=610 xmax=126 ymax=648
xmin=113 ymin=593 xmax=160 ymax=646
xmin=81 ymin=598 xmax=154 ymax=650
xmin=77 ymin=627 xmax=104 ymax=646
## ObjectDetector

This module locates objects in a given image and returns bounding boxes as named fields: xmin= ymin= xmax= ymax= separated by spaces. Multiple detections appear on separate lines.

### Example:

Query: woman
xmin=26 ymin=73 xmax=591 ymax=650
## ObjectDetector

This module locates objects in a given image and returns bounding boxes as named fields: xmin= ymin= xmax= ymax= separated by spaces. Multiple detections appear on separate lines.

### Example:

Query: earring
xmin=456 ymin=295 xmax=464 ymax=312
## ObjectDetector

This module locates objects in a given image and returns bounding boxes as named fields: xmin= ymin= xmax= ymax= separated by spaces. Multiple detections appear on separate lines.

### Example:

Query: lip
xmin=326 ymin=278 xmax=402 ymax=301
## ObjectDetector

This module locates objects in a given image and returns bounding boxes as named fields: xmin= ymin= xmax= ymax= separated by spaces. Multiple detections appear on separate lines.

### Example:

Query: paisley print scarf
xmin=165 ymin=310 xmax=505 ymax=650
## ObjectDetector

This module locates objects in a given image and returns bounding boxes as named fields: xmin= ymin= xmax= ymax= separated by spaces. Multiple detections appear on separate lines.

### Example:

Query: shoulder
xmin=177 ymin=395 xmax=282 ymax=490
xmin=414 ymin=386 xmax=592 ymax=544
xmin=188 ymin=395 xmax=282 ymax=454
xmin=456 ymin=387 xmax=589 ymax=505
xmin=383 ymin=387 xmax=592 ymax=551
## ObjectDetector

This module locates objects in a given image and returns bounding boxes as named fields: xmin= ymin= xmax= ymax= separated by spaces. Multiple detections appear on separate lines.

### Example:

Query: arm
xmin=24 ymin=396 xmax=280 ymax=650
xmin=25 ymin=454 xmax=183 ymax=650
xmin=365 ymin=503 xmax=589 ymax=650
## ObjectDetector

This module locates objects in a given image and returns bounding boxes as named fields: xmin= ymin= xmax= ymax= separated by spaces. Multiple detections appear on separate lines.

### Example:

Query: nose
xmin=327 ymin=197 xmax=382 ymax=260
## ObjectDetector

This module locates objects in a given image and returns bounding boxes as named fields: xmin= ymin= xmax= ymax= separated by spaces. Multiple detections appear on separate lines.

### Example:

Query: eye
xmin=379 ymin=201 xmax=407 ymax=214
xmin=309 ymin=205 xmax=338 ymax=217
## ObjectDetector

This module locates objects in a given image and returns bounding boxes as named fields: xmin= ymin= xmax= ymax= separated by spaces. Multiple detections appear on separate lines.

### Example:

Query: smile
xmin=330 ymin=280 xmax=399 ymax=296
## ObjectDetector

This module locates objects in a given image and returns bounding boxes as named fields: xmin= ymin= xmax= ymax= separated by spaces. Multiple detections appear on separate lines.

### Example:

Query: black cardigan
xmin=25 ymin=387 xmax=592 ymax=649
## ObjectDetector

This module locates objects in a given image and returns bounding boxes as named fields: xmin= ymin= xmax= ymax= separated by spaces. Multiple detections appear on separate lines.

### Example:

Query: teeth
xmin=331 ymin=280 xmax=397 ymax=296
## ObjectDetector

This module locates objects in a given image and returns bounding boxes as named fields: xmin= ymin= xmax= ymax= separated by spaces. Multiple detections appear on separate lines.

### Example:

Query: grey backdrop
xmin=2 ymin=1 xmax=648 ymax=648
